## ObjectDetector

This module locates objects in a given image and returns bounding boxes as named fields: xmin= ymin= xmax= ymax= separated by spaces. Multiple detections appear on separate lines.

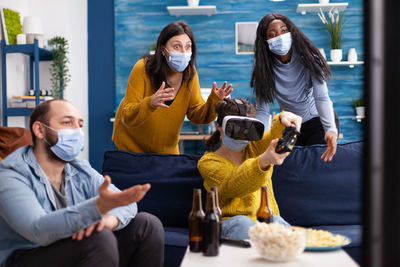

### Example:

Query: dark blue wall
xmin=88 ymin=0 xmax=115 ymax=171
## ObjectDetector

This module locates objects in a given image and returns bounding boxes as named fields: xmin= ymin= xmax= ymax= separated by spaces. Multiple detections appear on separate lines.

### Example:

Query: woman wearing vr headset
xmin=251 ymin=13 xmax=338 ymax=162
xmin=112 ymin=21 xmax=232 ymax=154
xmin=197 ymin=98 xmax=302 ymax=240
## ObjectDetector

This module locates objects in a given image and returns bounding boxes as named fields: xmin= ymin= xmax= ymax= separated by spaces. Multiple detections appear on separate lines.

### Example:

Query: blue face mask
xmin=223 ymin=135 xmax=250 ymax=152
xmin=165 ymin=49 xmax=192 ymax=72
xmin=267 ymin=32 xmax=292 ymax=56
xmin=43 ymin=124 xmax=85 ymax=162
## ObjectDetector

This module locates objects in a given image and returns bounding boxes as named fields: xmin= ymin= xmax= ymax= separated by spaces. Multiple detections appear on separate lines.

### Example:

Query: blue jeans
xmin=221 ymin=215 xmax=290 ymax=240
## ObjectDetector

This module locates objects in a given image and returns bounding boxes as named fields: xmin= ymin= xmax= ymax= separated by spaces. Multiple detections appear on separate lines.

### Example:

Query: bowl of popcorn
xmin=248 ymin=222 xmax=307 ymax=262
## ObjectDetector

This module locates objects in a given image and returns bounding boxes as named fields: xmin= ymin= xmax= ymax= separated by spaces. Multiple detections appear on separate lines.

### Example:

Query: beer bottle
xmin=257 ymin=186 xmax=273 ymax=223
xmin=202 ymin=190 xmax=220 ymax=256
xmin=210 ymin=186 xmax=222 ymax=245
xmin=188 ymin=189 xmax=205 ymax=252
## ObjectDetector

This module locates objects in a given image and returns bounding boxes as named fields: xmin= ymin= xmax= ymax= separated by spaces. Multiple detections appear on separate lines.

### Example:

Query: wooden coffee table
xmin=180 ymin=244 xmax=359 ymax=267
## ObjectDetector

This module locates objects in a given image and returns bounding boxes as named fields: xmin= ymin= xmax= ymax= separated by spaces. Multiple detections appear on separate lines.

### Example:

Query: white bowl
xmin=249 ymin=223 xmax=307 ymax=262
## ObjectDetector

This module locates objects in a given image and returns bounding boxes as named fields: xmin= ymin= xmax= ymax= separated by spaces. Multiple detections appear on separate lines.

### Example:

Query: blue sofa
xmin=102 ymin=141 xmax=362 ymax=267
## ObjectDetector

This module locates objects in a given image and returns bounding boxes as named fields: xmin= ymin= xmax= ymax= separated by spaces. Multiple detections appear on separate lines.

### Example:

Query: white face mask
xmin=223 ymin=135 xmax=249 ymax=152
xmin=267 ymin=32 xmax=292 ymax=56
xmin=43 ymin=124 xmax=85 ymax=162
xmin=165 ymin=48 xmax=192 ymax=72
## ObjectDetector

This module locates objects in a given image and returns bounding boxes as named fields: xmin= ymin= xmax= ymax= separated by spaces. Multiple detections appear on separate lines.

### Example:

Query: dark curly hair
xmin=251 ymin=13 xmax=331 ymax=104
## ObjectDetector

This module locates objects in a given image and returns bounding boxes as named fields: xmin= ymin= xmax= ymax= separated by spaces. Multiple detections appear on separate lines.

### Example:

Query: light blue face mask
xmin=267 ymin=32 xmax=292 ymax=56
xmin=43 ymin=124 xmax=85 ymax=162
xmin=165 ymin=48 xmax=192 ymax=72
xmin=223 ymin=135 xmax=250 ymax=152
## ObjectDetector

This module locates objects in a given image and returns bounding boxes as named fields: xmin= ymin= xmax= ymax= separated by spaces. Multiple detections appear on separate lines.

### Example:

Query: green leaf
xmin=48 ymin=36 xmax=70 ymax=98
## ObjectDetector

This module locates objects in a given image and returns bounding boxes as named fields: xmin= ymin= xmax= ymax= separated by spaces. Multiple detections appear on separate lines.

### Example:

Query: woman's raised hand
xmin=152 ymin=81 xmax=175 ymax=108
xmin=212 ymin=81 xmax=233 ymax=100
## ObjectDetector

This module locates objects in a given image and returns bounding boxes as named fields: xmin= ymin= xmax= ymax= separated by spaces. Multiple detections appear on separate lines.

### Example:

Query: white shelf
xmin=327 ymin=61 xmax=364 ymax=68
xmin=341 ymin=115 xmax=365 ymax=122
xmin=353 ymin=115 xmax=364 ymax=122
xmin=297 ymin=3 xmax=348 ymax=15
xmin=167 ymin=5 xmax=217 ymax=17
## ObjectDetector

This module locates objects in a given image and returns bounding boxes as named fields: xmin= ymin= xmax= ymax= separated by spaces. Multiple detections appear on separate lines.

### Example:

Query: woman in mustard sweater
xmin=112 ymin=21 xmax=232 ymax=154
xmin=197 ymin=98 xmax=302 ymax=239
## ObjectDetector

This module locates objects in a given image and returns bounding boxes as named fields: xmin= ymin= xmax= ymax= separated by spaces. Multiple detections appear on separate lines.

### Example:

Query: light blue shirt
xmin=0 ymin=146 xmax=137 ymax=265
xmin=256 ymin=52 xmax=337 ymax=136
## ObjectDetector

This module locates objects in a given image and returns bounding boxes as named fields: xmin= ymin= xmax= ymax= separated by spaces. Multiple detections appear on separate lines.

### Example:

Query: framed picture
xmin=0 ymin=8 xmax=7 ymax=44
xmin=235 ymin=22 xmax=258 ymax=55
xmin=0 ymin=8 xmax=22 ymax=45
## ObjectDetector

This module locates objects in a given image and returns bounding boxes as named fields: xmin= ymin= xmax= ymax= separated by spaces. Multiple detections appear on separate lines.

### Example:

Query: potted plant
xmin=48 ymin=36 xmax=71 ymax=99
xmin=318 ymin=8 xmax=346 ymax=62
xmin=187 ymin=0 xmax=199 ymax=7
xmin=149 ymin=43 xmax=156 ymax=55
xmin=352 ymin=98 xmax=364 ymax=117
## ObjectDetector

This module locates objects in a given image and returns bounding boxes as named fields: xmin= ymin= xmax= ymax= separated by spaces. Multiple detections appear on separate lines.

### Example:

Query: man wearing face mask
xmin=0 ymin=100 xmax=164 ymax=267
xmin=112 ymin=21 xmax=233 ymax=154
xmin=251 ymin=13 xmax=339 ymax=163
xmin=198 ymin=98 xmax=302 ymax=240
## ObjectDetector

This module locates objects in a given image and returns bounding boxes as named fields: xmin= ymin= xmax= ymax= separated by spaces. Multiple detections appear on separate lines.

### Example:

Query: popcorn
xmin=248 ymin=222 xmax=306 ymax=261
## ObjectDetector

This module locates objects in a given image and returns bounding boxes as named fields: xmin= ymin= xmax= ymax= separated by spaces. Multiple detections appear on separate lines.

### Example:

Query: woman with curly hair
xmin=251 ymin=13 xmax=338 ymax=162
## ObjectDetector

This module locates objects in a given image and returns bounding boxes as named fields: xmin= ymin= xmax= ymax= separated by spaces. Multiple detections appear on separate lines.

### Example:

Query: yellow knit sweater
xmin=197 ymin=115 xmax=285 ymax=222
xmin=112 ymin=59 xmax=221 ymax=154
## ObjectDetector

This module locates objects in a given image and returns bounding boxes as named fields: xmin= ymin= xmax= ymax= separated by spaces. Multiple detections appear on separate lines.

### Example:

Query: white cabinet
xmin=297 ymin=3 xmax=348 ymax=15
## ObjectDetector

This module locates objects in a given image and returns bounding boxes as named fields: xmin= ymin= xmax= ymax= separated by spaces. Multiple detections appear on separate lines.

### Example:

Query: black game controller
xmin=275 ymin=124 xmax=300 ymax=154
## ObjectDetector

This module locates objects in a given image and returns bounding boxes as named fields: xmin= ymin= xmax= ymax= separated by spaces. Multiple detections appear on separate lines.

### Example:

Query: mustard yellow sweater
xmin=112 ymin=59 xmax=221 ymax=154
xmin=197 ymin=115 xmax=285 ymax=222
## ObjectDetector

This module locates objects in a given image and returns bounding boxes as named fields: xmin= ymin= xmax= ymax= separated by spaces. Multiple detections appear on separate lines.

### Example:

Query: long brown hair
xmin=143 ymin=21 xmax=197 ymax=91
xmin=204 ymin=98 xmax=256 ymax=151
xmin=251 ymin=13 xmax=331 ymax=104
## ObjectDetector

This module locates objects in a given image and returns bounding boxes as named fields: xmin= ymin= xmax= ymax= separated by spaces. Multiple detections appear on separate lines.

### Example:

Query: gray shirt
xmin=50 ymin=177 xmax=67 ymax=210
xmin=256 ymin=52 xmax=337 ymax=136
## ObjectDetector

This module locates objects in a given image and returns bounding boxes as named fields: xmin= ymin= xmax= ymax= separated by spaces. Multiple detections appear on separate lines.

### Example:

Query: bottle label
xmin=190 ymin=236 xmax=203 ymax=242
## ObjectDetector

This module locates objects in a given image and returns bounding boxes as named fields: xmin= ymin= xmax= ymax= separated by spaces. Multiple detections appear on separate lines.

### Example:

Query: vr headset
xmin=217 ymin=99 xmax=265 ymax=141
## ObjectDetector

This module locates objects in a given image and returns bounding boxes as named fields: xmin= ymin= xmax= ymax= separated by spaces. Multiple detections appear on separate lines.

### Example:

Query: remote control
xmin=220 ymin=237 xmax=251 ymax=248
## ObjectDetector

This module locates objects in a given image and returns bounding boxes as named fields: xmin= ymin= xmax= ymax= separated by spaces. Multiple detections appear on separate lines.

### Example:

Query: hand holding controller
xmin=275 ymin=124 xmax=300 ymax=154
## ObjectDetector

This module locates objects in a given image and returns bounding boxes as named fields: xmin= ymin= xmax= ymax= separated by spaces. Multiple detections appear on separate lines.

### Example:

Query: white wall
xmin=0 ymin=0 xmax=89 ymax=159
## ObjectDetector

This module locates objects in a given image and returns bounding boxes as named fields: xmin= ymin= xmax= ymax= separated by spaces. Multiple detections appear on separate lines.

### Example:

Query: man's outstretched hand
xmin=96 ymin=175 xmax=150 ymax=215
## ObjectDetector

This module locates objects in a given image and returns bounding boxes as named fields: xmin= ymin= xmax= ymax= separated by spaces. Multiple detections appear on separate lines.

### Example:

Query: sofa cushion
xmin=165 ymin=227 xmax=189 ymax=247
xmin=272 ymin=141 xmax=363 ymax=227
xmin=102 ymin=151 xmax=204 ymax=228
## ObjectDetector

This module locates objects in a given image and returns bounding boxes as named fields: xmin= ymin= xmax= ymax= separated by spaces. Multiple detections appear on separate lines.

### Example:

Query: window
xmin=235 ymin=22 xmax=258 ymax=55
